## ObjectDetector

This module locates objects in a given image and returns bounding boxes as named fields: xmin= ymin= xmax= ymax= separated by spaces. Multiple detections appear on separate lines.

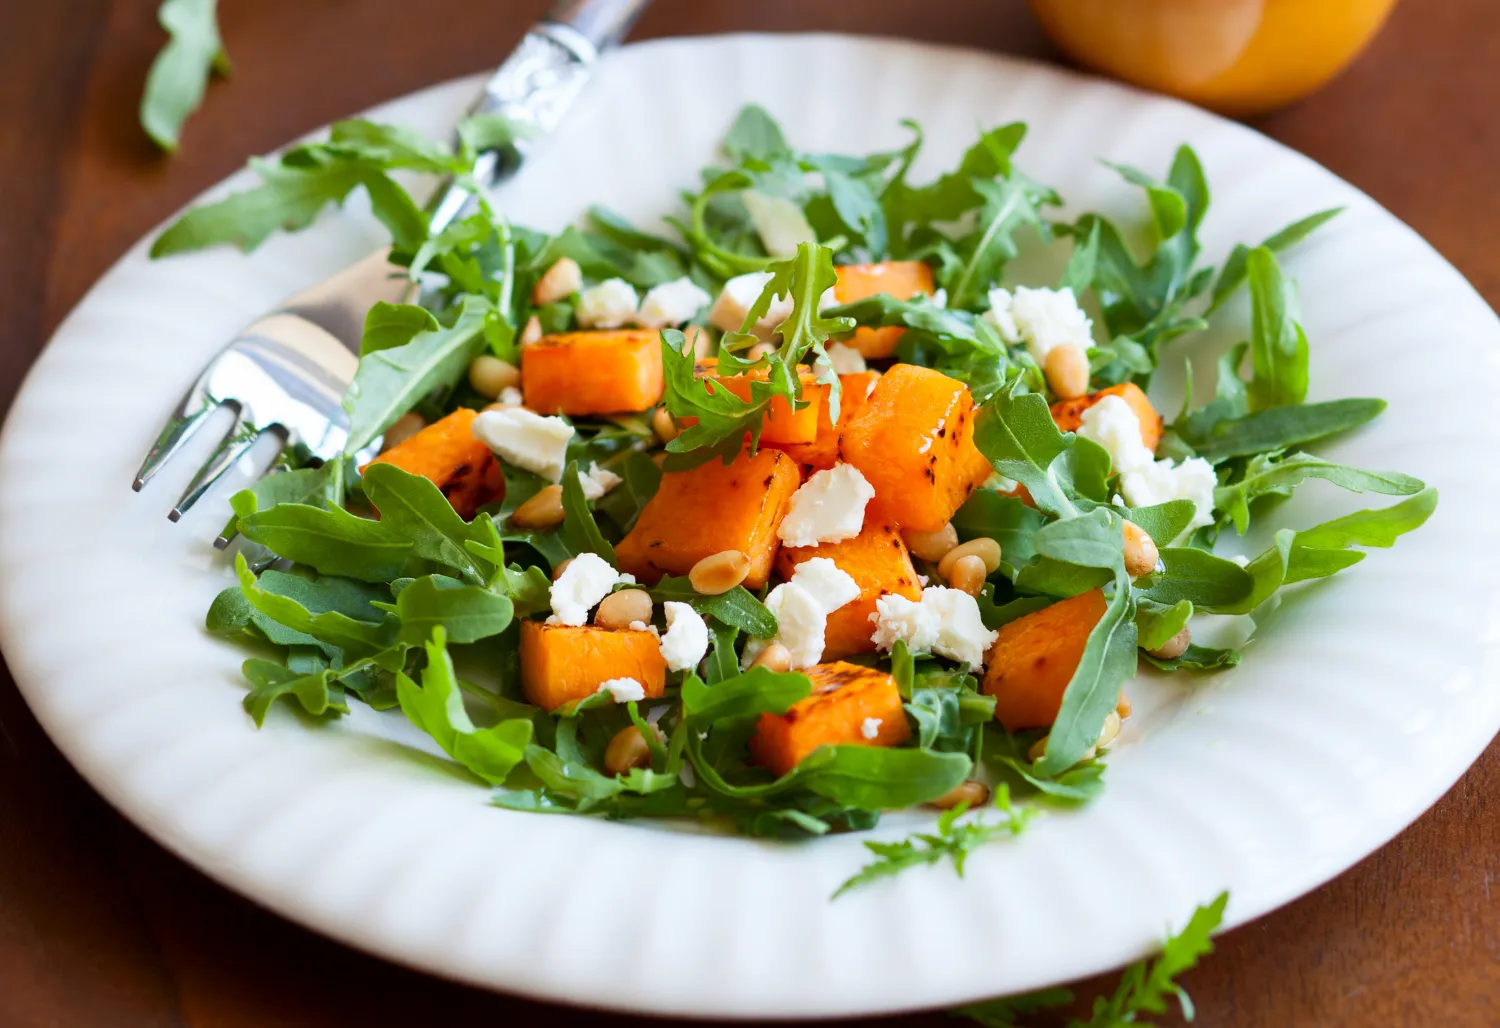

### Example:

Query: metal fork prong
xmin=132 ymin=403 xmax=218 ymax=492
xmin=213 ymin=460 xmax=285 ymax=550
xmin=167 ymin=408 xmax=261 ymax=522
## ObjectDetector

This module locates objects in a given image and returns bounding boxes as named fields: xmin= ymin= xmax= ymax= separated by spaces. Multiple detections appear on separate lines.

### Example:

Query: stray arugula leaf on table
xmin=140 ymin=0 xmax=229 ymax=152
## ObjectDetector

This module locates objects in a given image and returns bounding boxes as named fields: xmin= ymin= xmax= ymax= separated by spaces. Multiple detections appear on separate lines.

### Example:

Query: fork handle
xmin=425 ymin=0 xmax=653 ymax=234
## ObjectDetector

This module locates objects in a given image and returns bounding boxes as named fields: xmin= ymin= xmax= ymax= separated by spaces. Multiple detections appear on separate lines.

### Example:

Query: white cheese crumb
xmin=1119 ymin=456 xmax=1218 ymax=532
xmin=985 ymin=471 xmax=1021 ymax=493
xmin=498 ymin=385 xmax=524 ymax=407
xmin=659 ymin=601 xmax=709 ymax=672
xmin=636 ymin=276 xmax=712 ymax=329
xmin=778 ymin=464 xmax=876 ymax=547
xmin=788 ymin=557 xmax=860 ymax=614
xmin=578 ymin=462 xmax=622 ymax=501
xmin=930 ymin=288 xmax=948 ymax=308
xmin=628 ymin=619 xmax=650 ymax=632
xmin=742 ymin=191 xmax=816 ymax=257
xmin=575 ymin=278 xmax=639 ymax=329
xmin=981 ymin=287 xmax=1020 ymax=342
xmin=1077 ymin=394 xmax=1155 ymax=475
xmin=861 ymin=717 xmax=882 ymax=740
xmin=708 ymin=271 xmax=793 ymax=336
xmin=745 ymin=559 xmax=859 ymax=670
xmin=870 ymin=586 xmax=997 ymax=671
xmin=549 ymin=552 xmax=634 ymax=627
xmin=984 ymin=286 xmax=1094 ymax=363
xmin=472 ymin=407 xmax=574 ymax=482
xmin=597 ymin=677 xmax=645 ymax=703
xmin=824 ymin=342 xmax=867 ymax=375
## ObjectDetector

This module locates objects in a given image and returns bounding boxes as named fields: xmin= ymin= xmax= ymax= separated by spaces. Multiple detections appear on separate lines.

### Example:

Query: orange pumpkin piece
xmin=691 ymin=362 xmax=829 ymax=446
xmin=362 ymin=408 xmax=503 ymax=520
xmin=615 ymin=447 xmax=801 ymax=589
xmin=775 ymin=519 xmax=921 ymax=660
xmin=838 ymin=364 xmax=992 ymax=532
xmin=833 ymin=261 xmax=936 ymax=359
xmin=521 ymin=330 xmax=664 ymax=415
xmin=982 ymin=589 xmax=1108 ymax=731
xmin=1049 ymin=382 xmax=1163 ymax=454
xmin=519 ymin=620 xmax=667 ymax=712
xmin=749 ymin=661 xmax=911 ymax=777
xmin=774 ymin=370 xmax=881 ymax=470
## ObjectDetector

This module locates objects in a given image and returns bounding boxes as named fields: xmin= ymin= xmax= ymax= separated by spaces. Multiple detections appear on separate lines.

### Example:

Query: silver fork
xmin=133 ymin=0 xmax=652 ymax=523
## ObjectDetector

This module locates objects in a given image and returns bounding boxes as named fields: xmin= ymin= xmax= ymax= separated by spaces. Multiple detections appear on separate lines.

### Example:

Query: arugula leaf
xmin=951 ymin=988 xmax=1076 ymax=1028
xmin=1245 ymin=247 xmax=1308 ymax=411
xmin=209 ymin=567 xmax=387 ymax=655
xmin=360 ymin=302 xmax=438 ymax=356
xmin=1136 ymin=549 xmax=1253 ymax=608
xmin=1121 ymin=500 xmax=1197 ymax=548
xmin=1135 ymin=598 xmax=1193 ymax=651
xmin=722 ymin=104 xmax=791 ymax=162
xmin=361 ymin=463 xmax=490 ymax=583
xmin=833 ymin=787 xmax=1034 ymax=898
xmin=392 ymin=575 xmax=513 ymax=646
xmin=241 ymin=658 xmax=343 ymax=727
xmin=1188 ymin=397 xmax=1386 ymax=462
xmin=238 ymin=503 xmax=413 ymax=582
xmin=1211 ymin=207 xmax=1342 ymax=309
xmin=797 ymin=746 xmax=972 ymax=810
xmin=594 ymin=451 xmax=662 ymax=535
xmin=342 ymin=295 xmax=491 ymax=455
xmin=235 ymin=554 xmax=394 ymax=655
xmin=396 ymin=629 xmax=532 ymax=785
xmin=680 ymin=668 xmax=810 ymax=726
xmin=946 ymin=173 xmax=1055 ymax=309
xmin=219 ymin=460 xmax=347 ymax=543
xmin=1214 ymin=452 xmax=1424 ymax=534
xmin=559 ymin=460 xmax=617 ymax=565
xmin=972 ymin=386 xmax=1074 ymax=517
xmin=649 ymin=576 xmax=777 ymax=637
xmin=140 ymin=0 xmax=229 ymax=152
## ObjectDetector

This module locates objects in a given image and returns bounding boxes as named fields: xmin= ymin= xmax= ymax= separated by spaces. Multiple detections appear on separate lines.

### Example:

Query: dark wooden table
xmin=3 ymin=1 xmax=1498 ymax=1024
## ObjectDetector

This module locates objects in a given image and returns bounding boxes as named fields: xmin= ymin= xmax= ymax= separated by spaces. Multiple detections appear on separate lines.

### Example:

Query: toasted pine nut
xmin=683 ymin=324 xmax=714 ymax=358
xmin=750 ymin=641 xmax=792 ymax=673
xmin=1122 ymin=520 xmax=1159 ymax=578
xmin=652 ymin=407 xmax=680 ymax=444
xmin=532 ymin=257 xmax=582 ymax=306
xmin=1043 ymin=343 xmax=1090 ymax=400
xmin=902 ymin=522 xmax=959 ymax=563
xmin=747 ymin=341 xmax=775 ymax=360
xmin=937 ymin=537 xmax=1002 ymax=580
xmin=380 ymin=412 xmax=425 ymax=452
xmin=1028 ymin=733 xmax=1098 ymax=764
xmin=1097 ymin=711 xmax=1122 ymax=749
xmin=551 ymin=557 xmax=574 ymax=581
xmin=1116 ymin=690 xmax=1133 ymax=719
xmin=930 ymin=779 xmax=990 ymax=810
xmin=512 ymin=485 xmax=564 ymax=528
xmin=604 ymin=724 xmax=663 ymax=776
xmin=594 ymin=588 xmax=653 ymax=629
xmin=688 ymin=550 xmax=750 ymax=595
xmin=947 ymin=554 xmax=988 ymax=597
xmin=468 ymin=355 xmax=521 ymax=399
xmin=519 ymin=315 xmax=543 ymax=347
xmin=1145 ymin=626 xmax=1191 ymax=660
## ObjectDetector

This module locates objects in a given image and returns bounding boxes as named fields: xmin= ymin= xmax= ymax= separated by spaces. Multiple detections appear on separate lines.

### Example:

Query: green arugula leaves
xmin=140 ymin=0 xmax=230 ymax=152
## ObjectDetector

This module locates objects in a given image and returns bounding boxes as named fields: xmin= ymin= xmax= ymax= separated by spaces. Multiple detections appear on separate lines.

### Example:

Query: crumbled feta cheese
xmin=1119 ymin=456 xmax=1218 ymax=531
xmin=549 ymin=552 xmax=634 ymax=627
xmin=788 ymin=557 xmax=860 ymax=614
xmin=659 ymin=601 xmax=709 ymax=672
xmin=575 ymin=277 xmax=639 ymax=329
xmin=984 ymin=286 xmax=1094 ymax=363
xmin=628 ymin=619 xmax=651 ymax=632
xmin=746 ymin=559 xmax=859 ymax=670
xmin=824 ymin=342 xmax=867 ymax=375
xmin=870 ymin=587 xmax=997 ymax=671
xmin=636 ymin=276 xmax=712 ymax=329
xmin=597 ymin=677 xmax=645 ymax=703
xmin=578 ymin=462 xmax=622 ymax=501
xmin=930 ymin=288 xmax=948 ymax=308
xmin=1077 ymin=394 xmax=1155 ymax=475
xmin=742 ymin=191 xmax=815 ymax=257
xmin=708 ymin=271 xmax=793 ymax=335
xmin=472 ymin=407 xmax=574 ymax=482
xmin=861 ymin=717 xmax=882 ymax=740
xmin=982 ymin=287 xmax=1020 ymax=342
xmin=497 ymin=385 xmax=524 ymax=407
xmin=985 ymin=471 xmax=1020 ymax=493
xmin=778 ymin=464 xmax=876 ymax=547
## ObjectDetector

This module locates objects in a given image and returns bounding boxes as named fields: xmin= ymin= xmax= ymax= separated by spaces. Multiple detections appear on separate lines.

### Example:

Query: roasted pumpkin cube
xmin=1050 ymin=382 xmax=1162 ymax=454
xmin=750 ymin=661 xmax=911 ymax=777
xmin=774 ymin=370 xmax=880 ymax=470
xmin=521 ymin=330 xmax=663 ymax=415
xmin=982 ymin=589 xmax=1107 ymax=730
xmin=615 ymin=447 xmax=801 ymax=589
xmin=775 ymin=519 xmax=921 ymax=660
xmin=519 ymin=620 xmax=667 ymax=712
xmin=838 ymin=364 xmax=992 ymax=532
xmin=362 ymin=408 xmax=503 ymax=520
xmin=833 ymin=261 xmax=936 ymax=358
xmin=690 ymin=362 xmax=829 ymax=446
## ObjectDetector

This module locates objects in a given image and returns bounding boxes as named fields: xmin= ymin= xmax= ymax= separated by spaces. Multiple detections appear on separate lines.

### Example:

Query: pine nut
xmin=937 ymin=537 xmax=1002 ymax=580
xmin=652 ymin=407 xmax=680 ymax=444
xmin=1122 ymin=520 xmax=1159 ymax=578
xmin=1043 ymin=343 xmax=1090 ymax=400
xmin=683 ymin=324 xmax=714 ymax=358
xmin=902 ymin=522 xmax=959 ymax=563
xmin=519 ymin=315 xmax=543 ymax=347
xmin=947 ymin=554 xmax=988 ymax=597
xmin=604 ymin=724 xmax=664 ymax=776
xmin=1097 ymin=711 xmax=1122 ymax=749
xmin=930 ymin=779 xmax=990 ymax=810
xmin=1028 ymin=733 xmax=1098 ymax=764
xmin=747 ymin=341 xmax=775 ymax=360
xmin=380 ymin=412 xmax=425 ymax=452
xmin=594 ymin=589 xmax=653 ymax=629
xmin=688 ymin=550 xmax=750 ymax=595
xmin=551 ymin=557 xmax=573 ymax=581
xmin=532 ymin=257 xmax=582 ymax=306
xmin=1116 ymin=691 xmax=1132 ymax=719
xmin=512 ymin=485 xmax=564 ymax=528
xmin=750 ymin=641 xmax=792 ymax=673
xmin=468 ymin=355 xmax=521 ymax=399
xmin=1145 ymin=626 xmax=1191 ymax=660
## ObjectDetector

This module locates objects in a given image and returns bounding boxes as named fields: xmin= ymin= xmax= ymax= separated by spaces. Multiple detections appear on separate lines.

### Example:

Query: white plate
xmin=2 ymin=34 xmax=1497 ymax=1020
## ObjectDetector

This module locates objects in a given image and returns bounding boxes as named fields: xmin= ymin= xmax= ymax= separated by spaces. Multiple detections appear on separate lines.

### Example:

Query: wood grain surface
xmin=2 ymin=1 xmax=1498 ymax=1025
